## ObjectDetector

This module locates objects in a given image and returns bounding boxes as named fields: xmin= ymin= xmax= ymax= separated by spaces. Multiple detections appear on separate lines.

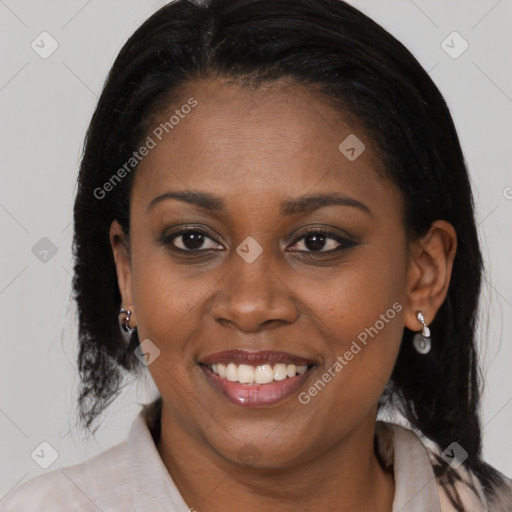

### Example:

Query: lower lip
xmin=200 ymin=365 xmax=314 ymax=407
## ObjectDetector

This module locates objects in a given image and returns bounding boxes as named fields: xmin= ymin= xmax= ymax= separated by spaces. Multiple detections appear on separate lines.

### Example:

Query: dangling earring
xmin=119 ymin=307 xmax=135 ymax=334
xmin=413 ymin=311 xmax=431 ymax=354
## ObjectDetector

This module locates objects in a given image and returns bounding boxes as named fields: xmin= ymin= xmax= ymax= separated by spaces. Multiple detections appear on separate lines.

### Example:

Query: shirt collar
xmin=127 ymin=398 xmax=191 ymax=512
xmin=375 ymin=421 xmax=442 ymax=511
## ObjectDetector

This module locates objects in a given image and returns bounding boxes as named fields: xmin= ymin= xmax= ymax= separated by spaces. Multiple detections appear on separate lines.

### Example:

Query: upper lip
xmin=199 ymin=349 xmax=317 ymax=366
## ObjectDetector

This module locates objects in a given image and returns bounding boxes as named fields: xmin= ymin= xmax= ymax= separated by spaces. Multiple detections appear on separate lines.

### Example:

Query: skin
xmin=110 ymin=77 xmax=457 ymax=512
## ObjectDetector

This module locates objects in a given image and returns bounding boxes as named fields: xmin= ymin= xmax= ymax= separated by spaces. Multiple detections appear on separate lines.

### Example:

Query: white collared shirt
xmin=1 ymin=400 xmax=511 ymax=511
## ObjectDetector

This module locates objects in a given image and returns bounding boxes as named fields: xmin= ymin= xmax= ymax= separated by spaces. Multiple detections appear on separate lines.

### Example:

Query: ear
xmin=110 ymin=219 xmax=137 ymax=327
xmin=404 ymin=220 xmax=457 ymax=331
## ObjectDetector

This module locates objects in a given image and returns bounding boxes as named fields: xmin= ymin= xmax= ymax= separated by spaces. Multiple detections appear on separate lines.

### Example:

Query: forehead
xmin=132 ymin=77 xmax=396 ymax=215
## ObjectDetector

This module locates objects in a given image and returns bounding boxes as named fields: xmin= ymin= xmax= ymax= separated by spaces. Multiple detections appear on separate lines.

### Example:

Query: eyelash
xmin=161 ymin=226 xmax=358 ymax=256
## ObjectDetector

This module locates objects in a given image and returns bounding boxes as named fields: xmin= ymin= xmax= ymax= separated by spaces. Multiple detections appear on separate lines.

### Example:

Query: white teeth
xmin=254 ymin=364 xmax=274 ymax=384
xmin=238 ymin=364 xmax=255 ymax=384
xmin=226 ymin=363 xmax=238 ymax=382
xmin=210 ymin=362 xmax=310 ymax=384
xmin=273 ymin=363 xmax=288 ymax=381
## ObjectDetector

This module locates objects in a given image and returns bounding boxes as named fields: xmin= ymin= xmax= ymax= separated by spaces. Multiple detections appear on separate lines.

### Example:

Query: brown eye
xmin=289 ymin=229 xmax=358 ymax=254
xmin=164 ymin=229 xmax=224 ymax=252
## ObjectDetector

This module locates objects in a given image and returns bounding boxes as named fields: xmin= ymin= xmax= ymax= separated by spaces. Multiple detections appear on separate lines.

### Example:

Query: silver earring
xmin=413 ymin=311 xmax=431 ymax=354
xmin=119 ymin=307 xmax=134 ymax=333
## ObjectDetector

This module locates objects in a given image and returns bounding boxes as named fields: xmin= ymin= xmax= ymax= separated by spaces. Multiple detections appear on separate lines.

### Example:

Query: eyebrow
xmin=147 ymin=190 xmax=371 ymax=216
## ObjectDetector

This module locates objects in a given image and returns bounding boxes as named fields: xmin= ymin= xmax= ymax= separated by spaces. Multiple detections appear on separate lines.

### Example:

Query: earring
xmin=413 ymin=311 xmax=431 ymax=354
xmin=119 ymin=307 xmax=134 ymax=333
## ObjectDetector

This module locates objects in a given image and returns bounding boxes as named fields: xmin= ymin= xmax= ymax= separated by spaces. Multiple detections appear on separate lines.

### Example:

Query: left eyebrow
xmin=279 ymin=193 xmax=371 ymax=216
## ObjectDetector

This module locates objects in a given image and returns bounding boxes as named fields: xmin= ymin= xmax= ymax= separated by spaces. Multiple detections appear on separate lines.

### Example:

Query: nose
xmin=210 ymin=248 xmax=299 ymax=333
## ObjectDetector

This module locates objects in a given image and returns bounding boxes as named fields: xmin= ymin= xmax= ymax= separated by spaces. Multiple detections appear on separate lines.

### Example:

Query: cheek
xmin=303 ymin=238 xmax=407 ymax=344
xmin=129 ymin=240 xmax=210 ymax=360
xmin=299 ymin=238 xmax=407 ymax=408
xmin=128 ymin=245 xmax=212 ymax=417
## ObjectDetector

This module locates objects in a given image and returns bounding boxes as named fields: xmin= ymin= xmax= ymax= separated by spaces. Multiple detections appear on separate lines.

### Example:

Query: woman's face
xmin=112 ymin=78 xmax=416 ymax=468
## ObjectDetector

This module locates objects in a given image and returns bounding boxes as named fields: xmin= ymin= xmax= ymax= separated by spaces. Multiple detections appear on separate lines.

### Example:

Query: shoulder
xmin=420 ymin=433 xmax=512 ymax=512
xmin=485 ymin=473 xmax=512 ymax=512
xmin=376 ymin=420 xmax=512 ymax=512
xmin=0 ymin=470 xmax=92 ymax=511
xmin=0 ymin=439 xmax=131 ymax=512
xmin=433 ymin=453 xmax=512 ymax=512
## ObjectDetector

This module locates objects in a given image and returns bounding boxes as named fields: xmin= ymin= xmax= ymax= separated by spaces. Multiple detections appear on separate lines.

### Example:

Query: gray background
xmin=1 ymin=0 xmax=511 ymax=500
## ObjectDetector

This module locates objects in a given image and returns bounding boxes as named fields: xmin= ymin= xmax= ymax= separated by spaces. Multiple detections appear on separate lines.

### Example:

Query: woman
xmin=1 ymin=0 xmax=511 ymax=511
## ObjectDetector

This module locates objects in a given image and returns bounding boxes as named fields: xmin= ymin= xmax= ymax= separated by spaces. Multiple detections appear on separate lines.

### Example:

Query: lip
xmin=200 ymin=365 xmax=315 ymax=407
xmin=200 ymin=349 xmax=316 ymax=366
xmin=198 ymin=349 xmax=317 ymax=407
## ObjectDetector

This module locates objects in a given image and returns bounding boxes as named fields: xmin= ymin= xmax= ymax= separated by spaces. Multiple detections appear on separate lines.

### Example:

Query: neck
xmin=156 ymin=405 xmax=395 ymax=512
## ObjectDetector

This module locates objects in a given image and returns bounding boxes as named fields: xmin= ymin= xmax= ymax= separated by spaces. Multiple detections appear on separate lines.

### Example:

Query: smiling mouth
xmin=207 ymin=362 xmax=309 ymax=384
xmin=199 ymin=350 xmax=317 ymax=406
